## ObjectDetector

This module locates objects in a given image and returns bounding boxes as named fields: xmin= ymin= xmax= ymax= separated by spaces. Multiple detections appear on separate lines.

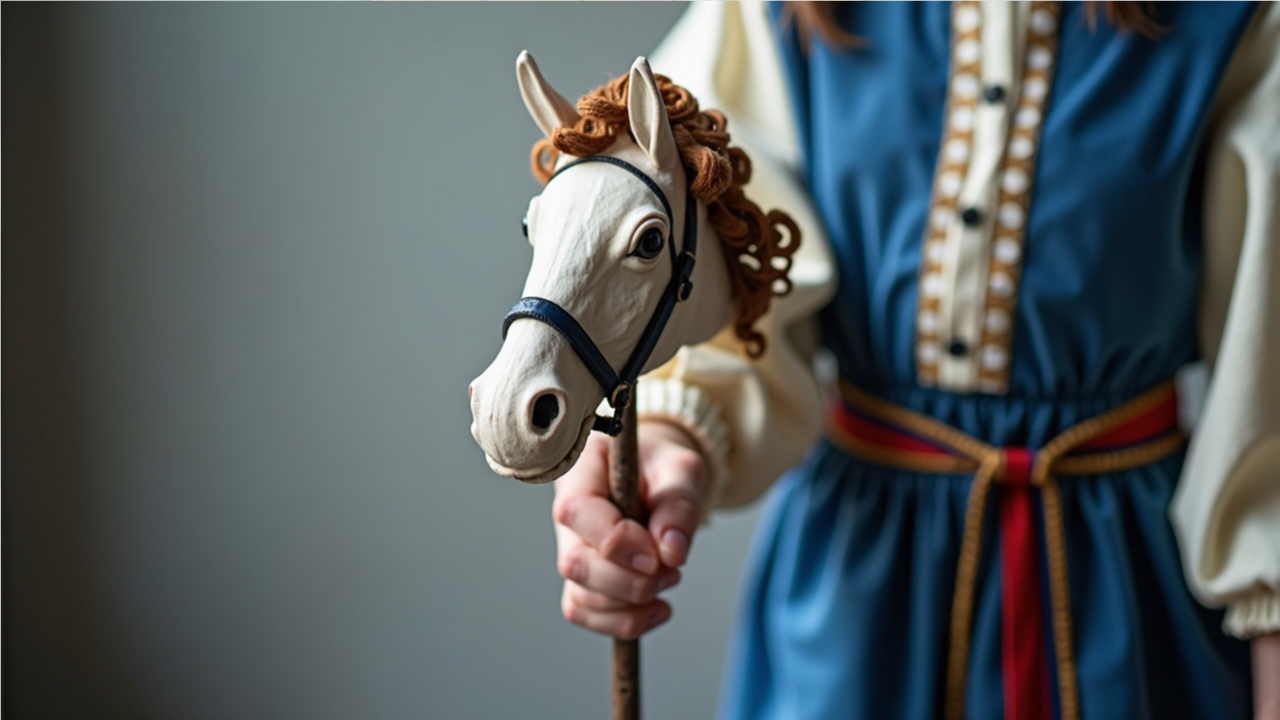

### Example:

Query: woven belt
xmin=828 ymin=380 xmax=1186 ymax=720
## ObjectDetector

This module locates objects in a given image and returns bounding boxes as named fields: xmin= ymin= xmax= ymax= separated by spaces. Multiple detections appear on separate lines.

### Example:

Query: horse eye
xmin=522 ymin=216 xmax=529 ymax=238
xmin=631 ymin=227 xmax=665 ymax=260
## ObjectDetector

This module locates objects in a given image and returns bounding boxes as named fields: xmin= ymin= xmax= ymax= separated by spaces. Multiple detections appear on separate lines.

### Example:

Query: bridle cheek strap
xmin=502 ymin=297 xmax=625 ymax=434
xmin=500 ymin=155 xmax=698 ymax=437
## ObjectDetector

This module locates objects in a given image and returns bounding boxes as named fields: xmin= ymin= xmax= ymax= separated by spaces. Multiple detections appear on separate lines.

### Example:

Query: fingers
xmin=639 ymin=425 xmax=707 ymax=568
xmin=647 ymin=479 xmax=700 ymax=568
xmin=562 ymin=583 xmax=673 ymax=640
xmin=563 ymin=573 xmax=680 ymax=612
xmin=551 ymin=425 xmax=704 ymax=640
xmin=555 ymin=524 xmax=680 ymax=604
xmin=554 ymin=435 xmax=660 ymax=574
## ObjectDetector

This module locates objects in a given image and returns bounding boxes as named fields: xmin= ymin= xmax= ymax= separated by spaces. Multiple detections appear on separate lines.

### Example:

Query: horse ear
xmin=517 ymin=51 xmax=580 ymax=138
xmin=627 ymin=57 xmax=678 ymax=170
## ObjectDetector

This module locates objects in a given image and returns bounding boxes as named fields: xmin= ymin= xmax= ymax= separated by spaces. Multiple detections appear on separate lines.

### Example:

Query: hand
xmin=552 ymin=420 xmax=706 ymax=640
xmin=1256 ymin=632 xmax=1280 ymax=720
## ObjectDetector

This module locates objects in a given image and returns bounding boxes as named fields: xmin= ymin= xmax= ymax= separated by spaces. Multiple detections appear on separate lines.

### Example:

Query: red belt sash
xmin=828 ymin=381 xmax=1185 ymax=720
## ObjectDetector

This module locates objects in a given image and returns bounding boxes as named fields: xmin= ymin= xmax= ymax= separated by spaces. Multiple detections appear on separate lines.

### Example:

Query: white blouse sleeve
xmin=1172 ymin=2 xmax=1280 ymax=639
xmin=636 ymin=1 xmax=837 ymax=510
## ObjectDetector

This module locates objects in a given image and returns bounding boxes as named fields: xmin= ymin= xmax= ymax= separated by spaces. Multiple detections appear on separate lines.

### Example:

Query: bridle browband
xmin=501 ymin=155 xmax=698 ymax=437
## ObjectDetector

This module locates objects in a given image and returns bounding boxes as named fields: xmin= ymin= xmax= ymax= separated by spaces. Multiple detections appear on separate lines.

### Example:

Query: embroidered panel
xmin=915 ymin=0 xmax=984 ymax=387
xmin=915 ymin=1 xmax=1061 ymax=393
xmin=975 ymin=1 xmax=1060 ymax=393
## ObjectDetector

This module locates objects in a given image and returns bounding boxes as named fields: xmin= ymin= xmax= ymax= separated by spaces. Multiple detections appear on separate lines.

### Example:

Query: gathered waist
xmin=824 ymin=377 xmax=1186 ymax=720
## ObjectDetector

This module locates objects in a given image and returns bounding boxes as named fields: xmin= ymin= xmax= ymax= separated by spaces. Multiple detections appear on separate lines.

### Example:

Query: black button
xmin=960 ymin=207 xmax=982 ymax=227
xmin=947 ymin=338 xmax=969 ymax=357
xmin=983 ymin=85 xmax=1006 ymax=103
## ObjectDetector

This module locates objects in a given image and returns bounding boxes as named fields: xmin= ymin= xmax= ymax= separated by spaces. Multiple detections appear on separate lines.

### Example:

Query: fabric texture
xmin=644 ymin=3 xmax=837 ymax=508
xmin=644 ymin=1 xmax=1280 ymax=717
xmin=721 ymin=436 xmax=1251 ymax=720
xmin=1171 ymin=0 xmax=1280 ymax=640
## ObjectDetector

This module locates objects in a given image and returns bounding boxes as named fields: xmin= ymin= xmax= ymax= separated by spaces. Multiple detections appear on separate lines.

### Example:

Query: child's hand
xmin=552 ymin=421 xmax=707 ymax=640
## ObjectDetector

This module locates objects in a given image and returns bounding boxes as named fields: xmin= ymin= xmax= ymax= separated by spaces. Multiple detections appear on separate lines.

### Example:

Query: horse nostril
xmin=531 ymin=393 xmax=561 ymax=432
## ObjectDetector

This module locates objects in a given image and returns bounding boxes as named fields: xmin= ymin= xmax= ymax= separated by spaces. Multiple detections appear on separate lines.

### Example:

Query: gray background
xmin=5 ymin=4 xmax=771 ymax=719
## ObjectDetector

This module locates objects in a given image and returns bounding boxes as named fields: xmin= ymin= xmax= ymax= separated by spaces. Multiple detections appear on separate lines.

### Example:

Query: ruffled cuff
xmin=1224 ymin=591 xmax=1280 ymax=639
xmin=634 ymin=377 xmax=731 ymax=517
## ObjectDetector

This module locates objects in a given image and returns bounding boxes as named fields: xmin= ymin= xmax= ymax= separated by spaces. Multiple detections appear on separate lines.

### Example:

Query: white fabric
xmin=641 ymin=1 xmax=835 ymax=509
xmin=1172 ymin=2 xmax=1280 ymax=639
xmin=642 ymin=1 xmax=1280 ymax=635
xmin=940 ymin=2 xmax=1021 ymax=388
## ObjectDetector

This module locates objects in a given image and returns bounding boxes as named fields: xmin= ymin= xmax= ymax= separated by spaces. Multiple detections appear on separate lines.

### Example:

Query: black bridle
xmin=501 ymin=155 xmax=698 ymax=437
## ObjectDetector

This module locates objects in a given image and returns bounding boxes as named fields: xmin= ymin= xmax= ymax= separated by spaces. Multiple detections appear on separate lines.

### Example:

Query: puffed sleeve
xmin=636 ymin=1 xmax=837 ymax=510
xmin=1171 ymin=2 xmax=1280 ymax=639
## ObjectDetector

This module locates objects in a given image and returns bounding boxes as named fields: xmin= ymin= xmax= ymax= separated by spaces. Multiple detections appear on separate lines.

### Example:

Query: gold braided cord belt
xmin=828 ymin=380 xmax=1186 ymax=720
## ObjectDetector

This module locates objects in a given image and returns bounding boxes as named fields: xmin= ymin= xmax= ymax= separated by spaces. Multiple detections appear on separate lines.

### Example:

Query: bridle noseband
xmin=501 ymin=155 xmax=698 ymax=437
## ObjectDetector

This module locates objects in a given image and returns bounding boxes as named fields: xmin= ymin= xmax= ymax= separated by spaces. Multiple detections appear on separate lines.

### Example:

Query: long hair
xmin=531 ymin=75 xmax=799 ymax=358
xmin=786 ymin=2 xmax=1165 ymax=49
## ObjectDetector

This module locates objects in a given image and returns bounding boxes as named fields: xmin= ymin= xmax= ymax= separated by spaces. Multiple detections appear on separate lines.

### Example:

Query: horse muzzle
xmin=468 ymin=331 xmax=600 ymax=484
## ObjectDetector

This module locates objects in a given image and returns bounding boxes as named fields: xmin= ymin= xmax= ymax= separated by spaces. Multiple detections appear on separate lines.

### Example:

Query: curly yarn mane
xmin=531 ymin=75 xmax=799 ymax=358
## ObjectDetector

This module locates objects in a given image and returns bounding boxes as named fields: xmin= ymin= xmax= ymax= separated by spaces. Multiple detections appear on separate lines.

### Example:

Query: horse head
xmin=471 ymin=52 xmax=795 ymax=484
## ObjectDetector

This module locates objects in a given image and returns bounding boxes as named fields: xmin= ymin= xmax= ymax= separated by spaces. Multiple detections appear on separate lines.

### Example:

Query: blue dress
xmin=718 ymin=3 xmax=1259 ymax=719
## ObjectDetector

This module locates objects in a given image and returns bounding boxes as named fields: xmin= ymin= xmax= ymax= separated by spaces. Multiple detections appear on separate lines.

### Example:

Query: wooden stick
xmin=609 ymin=402 xmax=643 ymax=720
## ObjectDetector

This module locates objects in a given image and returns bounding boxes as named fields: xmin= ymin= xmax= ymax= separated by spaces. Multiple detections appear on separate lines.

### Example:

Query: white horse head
xmin=469 ymin=53 xmax=734 ymax=484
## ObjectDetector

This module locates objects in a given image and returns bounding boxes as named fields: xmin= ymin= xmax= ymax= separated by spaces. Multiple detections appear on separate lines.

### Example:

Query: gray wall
xmin=4 ymin=4 xmax=767 ymax=719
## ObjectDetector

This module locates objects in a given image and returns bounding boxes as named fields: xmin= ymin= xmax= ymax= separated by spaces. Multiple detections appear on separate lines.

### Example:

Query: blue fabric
xmin=775 ymin=1 xmax=1256 ymax=397
xmin=719 ymin=3 xmax=1259 ymax=719
xmin=721 ymin=391 xmax=1252 ymax=720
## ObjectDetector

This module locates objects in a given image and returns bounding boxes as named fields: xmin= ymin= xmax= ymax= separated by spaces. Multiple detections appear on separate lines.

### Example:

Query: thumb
xmin=640 ymin=427 xmax=707 ymax=568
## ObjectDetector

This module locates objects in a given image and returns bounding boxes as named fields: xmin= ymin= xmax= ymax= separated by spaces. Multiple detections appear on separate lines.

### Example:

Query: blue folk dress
xmin=711 ymin=3 xmax=1261 ymax=719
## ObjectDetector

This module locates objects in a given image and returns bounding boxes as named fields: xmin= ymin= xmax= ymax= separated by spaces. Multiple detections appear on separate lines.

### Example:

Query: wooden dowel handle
xmin=609 ymin=403 xmax=643 ymax=720
xmin=613 ymin=639 xmax=640 ymax=720
xmin=610 ymin=403 xmax=646 ymax=521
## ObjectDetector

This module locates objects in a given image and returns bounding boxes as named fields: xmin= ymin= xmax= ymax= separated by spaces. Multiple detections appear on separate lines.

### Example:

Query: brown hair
xmin=786 ymin=1 xmax=1165 ymax=49
xmin=531 ymin=75 xmax=799 ymax=358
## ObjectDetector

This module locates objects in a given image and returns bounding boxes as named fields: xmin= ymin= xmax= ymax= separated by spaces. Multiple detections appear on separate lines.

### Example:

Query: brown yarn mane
xmin=530 ymin=75 xmax=799 ymax=359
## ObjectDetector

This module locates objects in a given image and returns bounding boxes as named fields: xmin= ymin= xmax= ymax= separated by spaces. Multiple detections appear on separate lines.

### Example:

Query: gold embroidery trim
xmin=975 ymin=1 xmax=1062 ymax=393
xmin=916 ymin=0 xmax=984 ymax=387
